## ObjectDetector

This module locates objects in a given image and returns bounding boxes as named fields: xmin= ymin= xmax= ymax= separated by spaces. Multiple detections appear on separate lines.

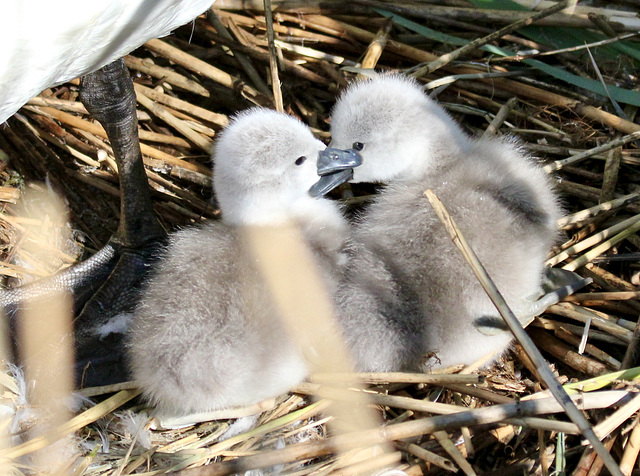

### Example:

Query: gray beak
xmin=308 ymin=147 xmax=363 ymax=197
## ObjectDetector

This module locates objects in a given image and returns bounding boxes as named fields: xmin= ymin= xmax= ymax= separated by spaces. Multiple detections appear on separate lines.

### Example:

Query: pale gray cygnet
xmin=127 ymin=109 xmax=348 ymax=415
xmin=327 ymin=74 xmax=561 ymax=371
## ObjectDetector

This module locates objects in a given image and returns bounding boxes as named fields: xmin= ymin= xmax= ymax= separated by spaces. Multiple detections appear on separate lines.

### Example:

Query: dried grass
xmin=1 ymin=0 xmax=640 ymax=474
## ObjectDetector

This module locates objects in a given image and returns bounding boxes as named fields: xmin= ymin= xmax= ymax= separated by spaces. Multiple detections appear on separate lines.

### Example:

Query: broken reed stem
xmin=411 ymin=0 xmax=570 ymax=77
xmin=208 ymin=10 xmax=272 ymax=98
xmin=423 ymin=189 xmax=623 ymax=476
xmin=482 ymin=97 xmax=518 ymax=138
xmin=619 ymin=417 xmax=640 ymax=475
xmin=563 ymin=216 xmax=640 ymax=271
xmin=294 ymin=381 xmax=464 ymax=415
xmin=433 ymin=430 xmax=476 ymax=476
xmin=310 ymin=371 xmax=483 ymax=385
xmin=544 ymin=130 xmax=640 ymax=173
xmin=144 ymin=38 xmax=263 ymax=104
xmin=397 ymin=441 xmax=456 ymax=472
xmin=593 ymin=393 xmax=640 ymax=441
xmin=357 ymin=18 xmax=393 ymax=79
xmin=554 ymin=327 xmax=621 ymax=370
xmin=264 ymin=0 xmax=284 ymax=112
xmin=135 ymin=89 xmax=213 ymax=153
xmin=557 ymin=191 xmax=640 ymax=228
xmin=547 ymin=213 xmax=640 ymax=267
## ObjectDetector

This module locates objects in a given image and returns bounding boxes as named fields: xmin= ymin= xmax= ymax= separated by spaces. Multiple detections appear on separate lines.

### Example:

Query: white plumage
xmin=127 ymin=109 xmax=348 ymax=414
xmin=0 ymin=0 xmax=215 ymax=123
xmin=329 ymin=75 xmax=561 ymax=370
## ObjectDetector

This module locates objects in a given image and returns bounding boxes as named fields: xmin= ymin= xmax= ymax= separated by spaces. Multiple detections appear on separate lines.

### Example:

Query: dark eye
xmin=352 ymin=142 xmax=364 ymax=151
xmin=295 ymin=156 xmax=306 ymax=166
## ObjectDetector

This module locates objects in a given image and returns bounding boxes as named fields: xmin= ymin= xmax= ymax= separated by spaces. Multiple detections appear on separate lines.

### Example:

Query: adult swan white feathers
xmin=127 ymin=109 xmax=350 ymax=414
xmin=0 ymin=0 xmax=215 ymax=123
xmin=324 ymin=74 xmax=562 ymax=370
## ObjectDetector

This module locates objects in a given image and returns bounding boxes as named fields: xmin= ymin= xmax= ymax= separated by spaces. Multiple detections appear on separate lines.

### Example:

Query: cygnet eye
xmin=352 ymin=142 xmax=364 ymax=151
xmin=295 ymin=156 xmax=307 ymax=166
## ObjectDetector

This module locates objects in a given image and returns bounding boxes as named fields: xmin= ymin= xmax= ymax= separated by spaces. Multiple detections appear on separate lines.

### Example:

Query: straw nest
xmin=0 ymin=1 xmax=640 ymax=474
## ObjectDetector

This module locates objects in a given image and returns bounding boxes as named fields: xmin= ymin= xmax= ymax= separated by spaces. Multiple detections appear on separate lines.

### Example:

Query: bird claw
xmin=475 ymin=269 xmax=591 ymax=336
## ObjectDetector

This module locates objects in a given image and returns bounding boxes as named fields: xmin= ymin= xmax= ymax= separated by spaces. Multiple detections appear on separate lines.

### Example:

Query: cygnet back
xmin=330 ymin=75 xmax=561 ymax=370
xmin=127 ymin=109 xmax=347 ymax=415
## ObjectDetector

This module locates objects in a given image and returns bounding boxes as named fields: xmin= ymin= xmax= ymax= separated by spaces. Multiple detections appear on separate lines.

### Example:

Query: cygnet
xmin=324 ymin=74 xmax=562 ymax=371
xmin=127 ymin=108 xmax=351 ymax=415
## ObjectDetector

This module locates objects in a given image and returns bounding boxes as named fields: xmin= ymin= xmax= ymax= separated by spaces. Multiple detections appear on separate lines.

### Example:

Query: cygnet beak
xmin=308 ymin=147 xmax=363 ymax=197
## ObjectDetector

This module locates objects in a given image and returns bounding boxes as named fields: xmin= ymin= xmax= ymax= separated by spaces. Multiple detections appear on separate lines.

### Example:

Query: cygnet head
xmin=213 ymin=108 xmax=329 ymax=226
xmin=328 ymin=74 xmax=470 ymax=182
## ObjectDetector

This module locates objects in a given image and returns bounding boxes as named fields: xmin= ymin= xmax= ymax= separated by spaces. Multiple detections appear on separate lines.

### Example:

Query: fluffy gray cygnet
xmin=127 ymin=109 xmax=348 ymax=415
xmin=328 ymin=74 xmax=561 ymax=371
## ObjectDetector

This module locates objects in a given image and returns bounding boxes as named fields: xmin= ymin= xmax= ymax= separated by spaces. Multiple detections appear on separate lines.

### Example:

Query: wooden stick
xmin=423 ymin=189 xmax=623 ymax=476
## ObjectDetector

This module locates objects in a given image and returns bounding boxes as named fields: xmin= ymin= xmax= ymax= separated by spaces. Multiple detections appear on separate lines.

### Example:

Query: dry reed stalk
xmin=264 ymin=0 xmax=284 ymax=112
xmin=181 ymin=391 xmax=629 ymax=475
xmin=433 ymin=430 xmax=476 ymax=475
xmin=482 ymin=97 xmax=518 ymax=138
xmin=32 ymin=106 xmax=210 ymax=175
xmin=619 ymin=418 xmax=640 ymax=475
xmin=145 ymin=38 xmax=265 ymax=105
xmin=548 ymin=214 xmax=640 ymax=266
xmin=594 ymin=393 xmax=640 ymax=441
xmin=311 ymin=371 xmax=483 ymax=385
xmin=396 ymin=440 xmax=456 ymax=473
xmin=207 ymin=11 xmax=272 ymax=98
xmin=557 ymin=191 xmax=640 ymax=228
xmin=424 ymin=189 xmax=622 ymax=475
xmin=528 ymin=327 xmax=609 ymax=377
xmin=554 ymin=327 xmax=621 ymax=370
xmin=124 ymin=56 xmax=210 ymax=97
xmin=563 ymin=218 xmax=640 ymax=272
xmin=135 ymin=89 xmax=213 ymax=153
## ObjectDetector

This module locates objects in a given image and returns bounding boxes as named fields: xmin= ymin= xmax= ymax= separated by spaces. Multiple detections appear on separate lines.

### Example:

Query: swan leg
xmin=74 ymin=59 xmax=167 ymax=386
xmin=2 ymin=59 xmax=166 ymax=387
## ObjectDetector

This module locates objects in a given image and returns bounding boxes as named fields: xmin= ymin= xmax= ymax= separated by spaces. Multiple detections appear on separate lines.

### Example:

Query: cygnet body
xmin=127 ymin=109 xmax=347 ymax=415
xmin=328 ymin=75 xmax=561 ymax=371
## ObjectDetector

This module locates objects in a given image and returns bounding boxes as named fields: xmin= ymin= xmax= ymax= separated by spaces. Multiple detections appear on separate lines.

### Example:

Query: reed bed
xmin=0 ymin=0 xmax=640 ymax=474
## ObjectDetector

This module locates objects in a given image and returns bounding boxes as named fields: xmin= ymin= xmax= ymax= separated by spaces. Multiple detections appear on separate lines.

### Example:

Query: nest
xmin=0 ymin=0 xmax=640 ymax=474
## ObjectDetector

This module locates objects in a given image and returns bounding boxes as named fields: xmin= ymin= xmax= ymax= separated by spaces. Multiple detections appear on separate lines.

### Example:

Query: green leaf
xmin=375 ymin=9 xmax=640 ymax=107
